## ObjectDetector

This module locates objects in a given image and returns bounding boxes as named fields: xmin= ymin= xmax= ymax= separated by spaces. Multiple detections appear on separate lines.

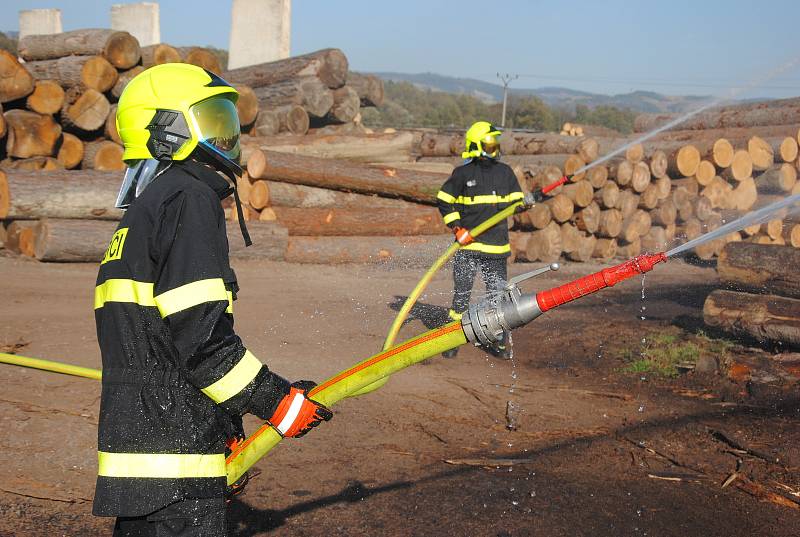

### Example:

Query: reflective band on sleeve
xmin=97 ymin=451 xmax=226 ymax=478
xmin=276 ymin=393 xmax=305 ymax=435
xmin=94 ymin=279 xmax=155 ymax=310
xmin=462 ymin=242 xmax=511 ymax=254
xmin=436 ymin=190 xmax=457 ymax=203
xmin=154 ymin=278 xmax=229 ymax=318
xmin=443 ymin=211 xmax=461 ymax=224
xmin=201 ymin=350 xmax=262 ymax=404
xmin=456 ymin=192 xmax=525 ymax=205
xmin=226 ymin=291 xmax=233 ymax=314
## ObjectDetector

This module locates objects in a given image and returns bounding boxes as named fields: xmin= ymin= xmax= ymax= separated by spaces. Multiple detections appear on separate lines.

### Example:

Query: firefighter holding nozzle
xmin=93 ymin=63 xmax=332 ymax=536
xmin=437 ymin=121 xmax=526 ymax=359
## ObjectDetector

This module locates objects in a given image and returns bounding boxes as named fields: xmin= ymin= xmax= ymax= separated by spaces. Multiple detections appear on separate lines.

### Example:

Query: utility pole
xmin=497 ymin=72 xmax=518 ymax=128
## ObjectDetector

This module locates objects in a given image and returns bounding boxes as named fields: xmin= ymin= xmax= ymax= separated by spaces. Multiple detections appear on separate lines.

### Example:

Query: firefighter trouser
xmin=112 ymin=498 xmax=226 ymax=537
xmin=452 ymin=250 xmax=508 ymax=314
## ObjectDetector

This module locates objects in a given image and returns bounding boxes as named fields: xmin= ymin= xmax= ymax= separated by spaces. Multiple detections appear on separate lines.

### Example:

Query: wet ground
xmin=0 ymin=253 xmax=797 ymax=536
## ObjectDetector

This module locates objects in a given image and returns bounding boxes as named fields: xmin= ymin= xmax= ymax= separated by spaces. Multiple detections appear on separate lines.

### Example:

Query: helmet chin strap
xmin=217 ymin=165 xmax=252 ymax=247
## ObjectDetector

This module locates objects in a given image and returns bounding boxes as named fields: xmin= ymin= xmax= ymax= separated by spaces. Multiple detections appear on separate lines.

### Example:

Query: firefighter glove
xmin=268 ymin=380 xmax=333 ymax=438
xmin=453 ymin=226 xmax=474 ymax=246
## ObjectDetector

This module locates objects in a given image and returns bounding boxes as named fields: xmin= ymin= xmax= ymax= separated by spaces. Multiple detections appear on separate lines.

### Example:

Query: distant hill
xmin=374 ymin=72 xmax=711 ymax=114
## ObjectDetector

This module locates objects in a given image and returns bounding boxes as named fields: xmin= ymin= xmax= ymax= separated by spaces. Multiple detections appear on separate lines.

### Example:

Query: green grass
xmin=615 ymin=328 xmax=734 ymax=378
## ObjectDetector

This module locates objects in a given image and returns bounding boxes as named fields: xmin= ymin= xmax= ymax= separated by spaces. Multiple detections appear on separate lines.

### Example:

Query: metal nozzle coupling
xmin=461 ymin=263 xmax=558 ymax=347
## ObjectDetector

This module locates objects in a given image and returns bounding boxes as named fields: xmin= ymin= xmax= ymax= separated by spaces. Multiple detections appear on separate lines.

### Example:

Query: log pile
xmin=704 ymin=242 xmax=800 ymax=348
xmin=1 ymin=28 xmax=385 ymax=171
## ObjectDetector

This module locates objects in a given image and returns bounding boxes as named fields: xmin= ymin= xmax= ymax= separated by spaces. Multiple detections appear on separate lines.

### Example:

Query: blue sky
xmin=3 ymin=0 xmax=800 ymax=98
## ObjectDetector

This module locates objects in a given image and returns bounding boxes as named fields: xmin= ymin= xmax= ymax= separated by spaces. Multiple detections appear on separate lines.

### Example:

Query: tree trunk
xmin=667 ymin=145 xmax=701 ymax=177
xmin=703 ymin=289 xmax=800 ymax=347
xmin=649 ymin=150 xmax=668 ymax=179
xmin=271 ymin=205 xmax=446 ymax=236
xmin=61 ymin=86 xmax=110 ymax=132
xmin=263 ymin=180 xmax=428 ymax=211
xmin=105 ymin=104 xmax=121 ymax=144
xmin=0 ymin=50 xmax=35 ymax=103
xmin=32 ymin=218 xmax=118 ymax=262
xmin=140 ymin=44 xmax=181 ymax=67
xmin=693 ymin=196 xmax=714 ymax=221
xmin=718 ymin=242 xmax=800 ymax=298
xmin=177 ymin=47 xmax=222 ymax=75
xmin=242 ymin=131 xmax=415 ymax=165
xmin=597 ymin=209 xmax=623 ymax=238
xmin=1 ymin=169 xmax=123 ymax=220
xmin=710 ymin=138 xmax=734 ymax=168
xmin=651 ymin=124 xmax=800 ymax=143
xmin=694 ymin=160 xmax=716 ymax=186
xmin=775 ymin=136 xmax=799 ymax=163
xmin=613 ymin=160 xmax=633 ymax=186
xmin=285 ymin=234 xmax=451 ymax=264
xmin=566 ymin=234 xmax=596 ymax=262
xmin=625 ymin=143 xmax=644 ymax=163
xmin=252 ymin=76 xmax=333 ymax=118
xmin=651 ymin=200 xmax=677 ymax=226
xmin=223 ymin=49 xmax=348 ymax=89
xmin=561 ymin=180 xmax=593 ymax=207
xmin=19 ymin=29 xmax=141 ymax=69
xmin=720 ymin=149 xmax=753 ymax=182
xmin=323 ymin=85 xmax=360 ymax=124
xmin=546 ymin=193 xmax=574 ymax=223
xmin=227 ymin=221 xmax=288 ymax=260
xmin=634 ymin=97 xmax=800 ymax=132
xmin=573 ymin=201 xmax=600 ymax=233
xmin=592 ymin=238 xmax=617 ymax=260
xmin=25 ymin=55 xmax=118 ymax=92
xmin=595 ymin=181 xmax=619 ymax=209
xmin=26 ymin=79 xmax=64 ymax=115
xmin=615 ymin=190 xmax=639 ymax=219
xmin=699 ymin=177 xmax=733 ymax=210
xmin=785 ymin=224 xmax=800 ymax=248
xmin=529 ymin=221 xmax=562 ymax=262
xmin=4 ymin=220 xmax=38 ymax=255
xmin=586 ymin=165 xmax=608 ymax=189
xmin=253 ymin=109 xmax=279 ymax=136
xmin=111 ymin=66 xmax=144 ymax=99
xmin=577 ymin=138 xmax=599 ymax=163
xmin=232 ymin=84 xmax=258 ymax=127
xmin=4 ymin=109 xmax=62 ymax=158
xmin=731 ymin=177 xmax=757 ymax=211
xmin=654 ymin=176 xmax=672 ymax=200
xmin=747 ymin=136 xmax=774 ymax=171
xmin=757 ymin=164 xmax=797 ymax=193
xmin=347 ymin=72 xmax=384 ymax=107
xmin=0 ymin=156 xmax=62 ymax=171
xmin=638 ymin=183 xmax=660 ymax=210
xmin=559 ymin=222 xmax=582 ymax=253
xmin=418 ymin=132 xmax=608 ymax=157
xmin=630 ymin=161 xmax=651 ymax=193
xmin=82 ymin=140 xmax=124 ymax=171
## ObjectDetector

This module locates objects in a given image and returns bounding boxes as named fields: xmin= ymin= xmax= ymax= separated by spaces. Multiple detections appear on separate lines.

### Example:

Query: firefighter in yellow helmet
xmin=94 ymin=63 xmax=332 ymax=536
xmin=436 ymin=121 xmax=524 ymax=359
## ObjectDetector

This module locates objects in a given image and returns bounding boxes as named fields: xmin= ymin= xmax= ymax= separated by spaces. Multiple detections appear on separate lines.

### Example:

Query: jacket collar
xmin=178 ymin=160 xmax=234 ymax=200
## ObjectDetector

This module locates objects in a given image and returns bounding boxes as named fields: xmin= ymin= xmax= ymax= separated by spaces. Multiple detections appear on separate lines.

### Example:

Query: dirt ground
xmin=0 ymin=252 xmax=798 ymax=537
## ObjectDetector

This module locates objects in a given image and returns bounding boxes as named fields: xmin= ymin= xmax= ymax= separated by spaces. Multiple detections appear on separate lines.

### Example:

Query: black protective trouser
xmin=451 ymin=250 xmax=508 ymax=314
xmin=112 ymin=498 xmax=226 ymax=537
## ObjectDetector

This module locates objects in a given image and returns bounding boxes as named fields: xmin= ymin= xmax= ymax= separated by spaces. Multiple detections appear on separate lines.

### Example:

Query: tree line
xmin=361 ymin=80 xmax=637 ymax=133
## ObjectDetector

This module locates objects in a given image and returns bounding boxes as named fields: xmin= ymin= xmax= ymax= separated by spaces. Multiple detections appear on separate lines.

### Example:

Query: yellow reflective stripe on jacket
xmin=226 ymin=291 xmax=233 ymax=314
xmin=154 ymin=278 xmax=229 ymax=318
xmin=455 ymin=192 xmax=524 ymax=205
xmin=200 ymin=350 xmax=262 ymax=404
xmin=443 ymin=211 xmax=461 ymax=224
xmin=94 ymin=279 xmax=156 ymax=309
xmin=98 ymin=451 xmax=226 ymax=478
xmin=437 ymin=190 xmax=457 ymax=203
xmin=462 ymin=242 xmax=511 ymax=254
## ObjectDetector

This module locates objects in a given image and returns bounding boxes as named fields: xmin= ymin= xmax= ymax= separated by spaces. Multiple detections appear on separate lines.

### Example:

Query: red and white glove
xmin=453 ymin=226 xmax=474 ymax=246
xmin=268 ymin=381 xmax=333 ymax=438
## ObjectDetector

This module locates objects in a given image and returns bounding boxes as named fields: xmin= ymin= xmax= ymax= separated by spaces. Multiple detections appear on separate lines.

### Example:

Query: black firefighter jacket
xmin=436 ymin=158 xmax=524 ymax=257
xmin=93 ymin=160 xmax=290 ymax=517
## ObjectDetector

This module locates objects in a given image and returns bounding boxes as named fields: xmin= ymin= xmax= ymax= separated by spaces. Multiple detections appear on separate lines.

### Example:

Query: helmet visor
xmin=481 ymin=134 xmax=500 ymax=156
xmin=189 ymin=97 xmax=241 ymax=164
xmin=115 ymin=159 xmax=166 ymax=209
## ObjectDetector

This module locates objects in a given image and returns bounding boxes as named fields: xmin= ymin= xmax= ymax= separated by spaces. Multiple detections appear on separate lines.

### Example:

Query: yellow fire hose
xmin=0 ymin=324 xmax=468 ymax=485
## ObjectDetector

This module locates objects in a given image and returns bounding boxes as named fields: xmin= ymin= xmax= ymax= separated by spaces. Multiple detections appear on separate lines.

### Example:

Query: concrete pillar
xmin=228 ymin=0 xmax=291 ymax=69
xmin=110 ymin=2 xmax=160 ymax=47
xmin=18 ymin=9 xmax=63 ymax=38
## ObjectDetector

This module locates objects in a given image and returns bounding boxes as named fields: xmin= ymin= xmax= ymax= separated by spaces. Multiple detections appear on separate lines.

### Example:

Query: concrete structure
xmin=111 ymin=2 xmax=160 ymax=46
xmin=228 ymin=0 xmax=291 ymax=69
xmin=18 ymin=9 xmax=62 ymax=38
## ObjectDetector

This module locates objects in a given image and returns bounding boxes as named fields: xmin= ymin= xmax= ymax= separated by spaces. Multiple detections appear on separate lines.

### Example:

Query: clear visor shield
xmin=481 ymin=134 xmax=500 ymax=156
xmin=189 ymin=97 xmax=241 ymax=165
xmin=115 ymin=159 xmax=166 ymax=209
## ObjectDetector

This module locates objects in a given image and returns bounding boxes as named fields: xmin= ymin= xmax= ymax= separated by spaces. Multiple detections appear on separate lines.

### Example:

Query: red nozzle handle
xmin=536 ymin=252 xmax=667 ymax=312
xmin=540 ymin=175 xmax=568 ymax=195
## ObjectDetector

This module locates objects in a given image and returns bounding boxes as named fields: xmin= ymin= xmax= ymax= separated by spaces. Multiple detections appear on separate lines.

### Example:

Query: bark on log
xmin=323 ymin=85 xmax=360 ymax=124
xmin=346 ymin=72 xmax=384 ymax=107
xmin=4 ymin=109 xmax=62 ymax=158
xmin=668 ymin=145 xmax=700 ymax=177
xmin=252 ymin=76 xmax=333 ymax=118
xmin=271 ymin=206 xmax=446 ymax=236
xmin=0 ymin=156 xmax=62 ymax=171
xmin=418 ymin=132 xmax=609 ymax=158
xmin=763 ymin=220 xmax=783 ymax=240
xmin=573 ymin=201 xmax=600 ymax=234
xmin=721 ymin=150 xmax=753 ymax=182
xmin=223 ymin=49 xmax=348 ymax=89
xmin=26 ymin=79 xmax=64 ymax=115
xmin=785 ymin=224 xmax=800 ymax=248
xmin=731 ymin=177 xmax=757 ymax=211
xmin=597 ymin=209 xmax=623 ymax=238
xmin=634 ymin=97 xmax=800 ymax=132
xmin=718 ymin=242 xmax=800 ymax=298
xmin=178 ymin=47 xmax=222 ymax=75
xmin=265 ymin=180 xmax=443 ymax=211
xmin=19 ymin=29 xmax=140 ymax=69
xmin=61 ymin=86 xmax=110 ymax=132
xmin=227 ymin=221 xmax=288 ymax=260
xmin=233 ymin=84 xmax=259 ymax=127
xmin=247 ymin=149 xmax=446 ymax=204
xmin=105 ymin=104 xmax=121 ymax=144
xmin=4 ymin=220 xmax=38 ymax=255
xmin=33 ymin=218 xmax=118 ymax=262
xmin=25 ymin=55 xmax=118 ymax=92
xmin=274 ymin=105 xmax=310 ymax=135
xmin=651 ymin=125 xmax=800 ymax=144
xmin=253 ymin=109 xmax=279 ymax=136
xmin=703 ymin=289 xmax=800 ymax=347
xmin=700 ymin=177 xmax=733 ymax=210
xmin=242 ymin=131 xmax=415 ymax=164
xmin=111 ymin=66 xmax=144 ymax=99
xmin=757 ymin=164 xmax=797 ymax=193
xmin=82 ymin=140 xmax=124 ymax=171
xmin=1 ymin=169 xmax=123 ymax=220
xmin=0 ymin=50 xmax=35 ymax=103
xmin=0 ymin=103 xmax=4 ymax=139
xmin=140 ymin=44 xmax=181 ymax=67
xmin=285 ymin=234 xmax=451 ymax=265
